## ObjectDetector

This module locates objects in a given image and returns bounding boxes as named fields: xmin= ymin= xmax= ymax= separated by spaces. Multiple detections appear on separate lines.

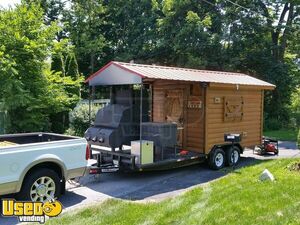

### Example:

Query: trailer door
xmin=164 ymin=89 xmax=185 ymax=148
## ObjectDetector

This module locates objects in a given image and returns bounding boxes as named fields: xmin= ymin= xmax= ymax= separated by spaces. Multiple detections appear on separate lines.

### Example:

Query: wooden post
xmin=203 ymin=83 xmax=208 ymax=154
xmin=88 ymin=86 xmax=92 ymax=124
xmin=261 ymin=90 xmax=264 ymax=140
xmin=140 ymin=83 xmax=143 ymax=162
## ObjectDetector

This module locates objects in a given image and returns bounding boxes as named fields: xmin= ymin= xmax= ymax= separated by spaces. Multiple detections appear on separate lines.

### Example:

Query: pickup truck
xmin=0 ymin=132 xmax=90 ymax=202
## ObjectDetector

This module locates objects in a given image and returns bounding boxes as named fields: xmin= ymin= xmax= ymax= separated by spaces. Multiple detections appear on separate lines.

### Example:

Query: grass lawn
xmin=264 ymin=129 xmax=299 ymax=141
xmin=46 ymin=159 xmax=300 ymax=225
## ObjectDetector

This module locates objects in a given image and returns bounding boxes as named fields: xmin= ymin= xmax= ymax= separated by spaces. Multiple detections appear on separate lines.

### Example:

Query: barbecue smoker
xmin=85 ymin=88 xmax=182 ymax=173
xmin=85 ymin=90 xmax=140 ymax=150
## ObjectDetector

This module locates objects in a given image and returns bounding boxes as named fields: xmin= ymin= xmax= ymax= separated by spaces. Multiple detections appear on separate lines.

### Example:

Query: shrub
xmin=293 ymin=112 xmax=300 ymax=128
xmin=66 ymin=104 xmax=99 ymax=137
xmin=297 ymin=129 xmax=300 ymax=149
xmin=264 ymin=118 xmax=283 ymax=131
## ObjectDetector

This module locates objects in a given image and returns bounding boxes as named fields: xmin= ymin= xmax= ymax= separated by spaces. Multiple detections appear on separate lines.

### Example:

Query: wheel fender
xmin=211 ymin=143 xmax=243 ymax=154
xmin=16 ymin=154 xmax=67 ymax=193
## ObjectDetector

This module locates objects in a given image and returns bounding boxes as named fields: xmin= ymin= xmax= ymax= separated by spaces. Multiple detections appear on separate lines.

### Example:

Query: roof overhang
xmin=209 ymin=82 xmax=275 ymax=90
xmin=86 ymin=62 xmax=143 ymax=86
xmin=85 ymin=61 xmax=275 ymax=90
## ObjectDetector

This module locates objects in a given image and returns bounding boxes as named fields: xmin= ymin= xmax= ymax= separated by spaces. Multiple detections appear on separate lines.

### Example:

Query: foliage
xmin=66 ymin=104 xmax=98 ymax=137
xmin=0 ymin=106 xmax=9 ymax=134
xmin=298 ymin=129 xmax=300 ymax=149
xmin=264 ymin=118 xmax=283 ymax=131
xmin=291 ymin=88 xmax=300 ymax=113
xmin=291 ymin=88 xmax=300 ymax=127
xmin=64 ymin=0 xmax=107 ymax=76
xmin=264 ymin=129 xmax=298 ymax=142
xmin=46 ymin=159 xmax=300 ymax=225
xmin=2 ymin=0 xmax=300 ymax=133
xmin=63 ymin=0 xmax=300 ymax=122
xmin=154 ymin=0 xmax=223 ymax=68
xmin=0 ymin=2 xmax=82 ymax=133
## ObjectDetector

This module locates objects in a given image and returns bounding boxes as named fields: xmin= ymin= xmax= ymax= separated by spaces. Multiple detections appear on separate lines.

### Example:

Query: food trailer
xmin=84 ymin=61 xmax=275 ymax=173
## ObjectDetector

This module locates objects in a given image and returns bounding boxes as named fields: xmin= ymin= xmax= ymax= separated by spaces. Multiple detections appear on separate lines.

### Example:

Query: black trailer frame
xmin=89 ymin=146 xmax=207 ymax=174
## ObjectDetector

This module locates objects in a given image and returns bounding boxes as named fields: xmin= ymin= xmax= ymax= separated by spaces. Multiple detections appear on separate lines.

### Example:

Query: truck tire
xmin=17 ymin=168 xmax=61 ymax=202
xmin=209 ymin=148 xmax=225 ymax=170
xmin=226 ymin=146 xmax=240 ymax=166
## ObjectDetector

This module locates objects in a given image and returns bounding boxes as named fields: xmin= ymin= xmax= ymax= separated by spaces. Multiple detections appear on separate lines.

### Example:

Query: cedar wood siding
xmin=151 ymin=80 xmax=264 ymax=155
xmin=205 ymin=86 xmax=263 ymax=153
xmin=152 ymin=80 xmax=205 ymax=153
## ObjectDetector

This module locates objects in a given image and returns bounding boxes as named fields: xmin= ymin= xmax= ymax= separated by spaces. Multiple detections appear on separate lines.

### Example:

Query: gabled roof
xmin=86 ymin=61 xmax=275 ymax=89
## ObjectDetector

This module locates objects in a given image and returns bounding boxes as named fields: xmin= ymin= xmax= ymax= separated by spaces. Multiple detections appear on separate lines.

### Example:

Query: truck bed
xmin=0 ymin=132 xmax=88 ymax=196
xmin=0 ymin=132 xmax=80 ymax=146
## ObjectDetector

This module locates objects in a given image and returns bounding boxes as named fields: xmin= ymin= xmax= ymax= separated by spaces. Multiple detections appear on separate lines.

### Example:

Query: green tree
xmin=0 ymin=2 xmax=82 ymax=133
xmin=41 ymin=0 xmax=299 ymax=130
xmin=66 ymin=0 xmax=107 ymax=76
xmin=219 ymin=0 xmax=300 ymax=123
xmin=154 ymin=0 xmax=223 ymax=68
xmin=102 ymin=0 xmax=161 ymax=64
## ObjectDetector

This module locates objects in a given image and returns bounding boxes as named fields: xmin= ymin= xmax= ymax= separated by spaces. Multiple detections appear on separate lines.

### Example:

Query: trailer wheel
xmin=209 ymin=148 xmax=225 ymax=170
xmin=226 ymin=146 xmax=240 ymax=166
xmin=17 ymin=168 xmax=61 ymax=202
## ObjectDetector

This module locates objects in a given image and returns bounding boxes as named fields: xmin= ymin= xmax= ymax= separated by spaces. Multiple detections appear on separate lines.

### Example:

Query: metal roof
xmin=86 ymin=61 xmax=275 ymax=89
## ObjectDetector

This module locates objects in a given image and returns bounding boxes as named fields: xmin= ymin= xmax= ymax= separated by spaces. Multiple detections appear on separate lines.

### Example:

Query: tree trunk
xmin=279 ymin=3 xmax=294 ymax=61
xmin=258 ymin=1 xmax=292 ymax=62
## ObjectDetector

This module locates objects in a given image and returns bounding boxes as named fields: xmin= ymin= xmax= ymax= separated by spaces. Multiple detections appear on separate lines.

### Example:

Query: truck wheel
xmin=17 ymin=168 xmax=61 ymax=202
xmin=226 ymin=146 xmax=240 ymax=166
xmin=209 ymin=148 xmax=225 ymax=170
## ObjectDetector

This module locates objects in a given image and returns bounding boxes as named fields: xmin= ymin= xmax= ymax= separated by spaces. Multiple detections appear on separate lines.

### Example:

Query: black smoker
xmin=85 ymin=89 xmax=140 ymax=150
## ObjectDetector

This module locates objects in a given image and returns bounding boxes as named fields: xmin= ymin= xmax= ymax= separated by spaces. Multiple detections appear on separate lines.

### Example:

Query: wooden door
xmin=164 ymin=89 xmax=185 ymax=147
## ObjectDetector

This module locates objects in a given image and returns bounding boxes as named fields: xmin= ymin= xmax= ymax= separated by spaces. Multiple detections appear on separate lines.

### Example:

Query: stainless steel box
xmin=131 ymin=140 xmax=154 ymax=165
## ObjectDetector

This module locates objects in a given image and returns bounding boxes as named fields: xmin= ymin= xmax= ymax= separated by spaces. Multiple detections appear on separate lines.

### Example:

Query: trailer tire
xmin=209 ymin=148 xmax=225 ymax=170
xmin=17 ymin=168 xmax=61 ymax=202
xmin=226 ymin=146 xmax=240 ymax=166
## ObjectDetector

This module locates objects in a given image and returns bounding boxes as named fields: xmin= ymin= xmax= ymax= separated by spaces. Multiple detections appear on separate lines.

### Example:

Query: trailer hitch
xmin=89 ymin=163 xmax=119 ymax=174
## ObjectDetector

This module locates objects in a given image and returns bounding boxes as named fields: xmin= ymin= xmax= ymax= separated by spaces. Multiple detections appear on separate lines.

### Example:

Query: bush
xmin=297 ymin=129 xmax=300 ymax=149
xmin=66 ymin=104 xmax=99 ymax=137
xmin=292 ymin=112 xmax=300 ymax=128
xmin=264 ymin=118 xmax=283 ymax=131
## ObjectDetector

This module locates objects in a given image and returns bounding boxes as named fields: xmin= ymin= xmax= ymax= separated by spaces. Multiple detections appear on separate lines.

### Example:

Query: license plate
xmin=101 ymin=168 xmax=119 ymax=173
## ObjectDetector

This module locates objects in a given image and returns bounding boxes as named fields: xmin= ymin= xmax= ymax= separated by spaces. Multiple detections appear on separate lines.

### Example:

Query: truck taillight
xmin=86 ymin=145 xmax=91 ymax=160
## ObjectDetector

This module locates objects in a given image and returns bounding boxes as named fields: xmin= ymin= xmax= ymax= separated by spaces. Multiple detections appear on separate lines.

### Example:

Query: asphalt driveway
xmin=1 ymin=141 xmax=299 ymax=225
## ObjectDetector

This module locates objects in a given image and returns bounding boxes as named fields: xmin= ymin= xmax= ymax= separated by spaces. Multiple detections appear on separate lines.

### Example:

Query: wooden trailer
xmin=85 ymin=61 xmax=275 ymax=171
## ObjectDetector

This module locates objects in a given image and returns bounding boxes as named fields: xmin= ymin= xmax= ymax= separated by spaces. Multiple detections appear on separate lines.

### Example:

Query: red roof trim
xmin=85 ymin=61 xmax=145 ymax=83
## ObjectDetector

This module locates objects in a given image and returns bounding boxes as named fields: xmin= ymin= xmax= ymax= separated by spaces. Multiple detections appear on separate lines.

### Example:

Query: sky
xmin=0 ymin=0 xmax=20 ymax=8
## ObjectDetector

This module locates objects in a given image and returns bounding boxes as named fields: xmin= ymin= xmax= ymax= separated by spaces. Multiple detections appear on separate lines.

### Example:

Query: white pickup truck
xmin=0 ymin=132 xmax=89 ymax=202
